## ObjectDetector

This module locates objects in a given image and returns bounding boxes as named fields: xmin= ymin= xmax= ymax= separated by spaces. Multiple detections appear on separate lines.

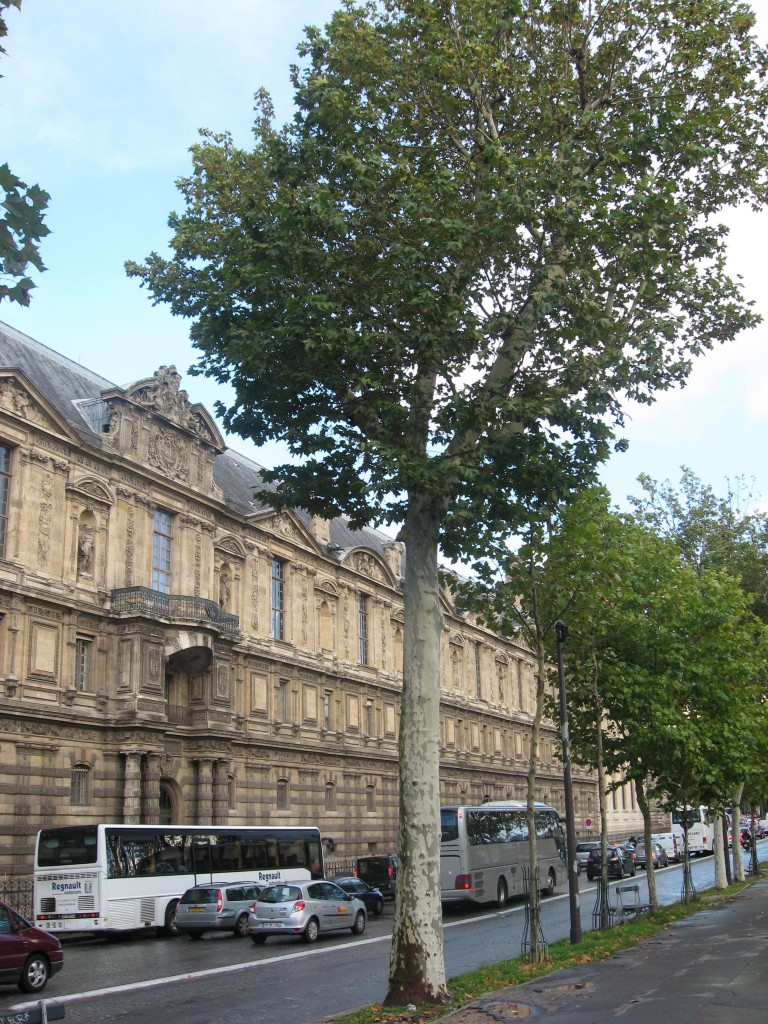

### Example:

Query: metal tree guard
xmin=591 ymin=874 xmax=615 ymax=931
xmin=521 ymin=866 xmax=548 ymax=962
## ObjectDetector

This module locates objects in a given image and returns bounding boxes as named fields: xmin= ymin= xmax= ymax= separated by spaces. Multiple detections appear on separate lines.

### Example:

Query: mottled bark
xmin=385 ymin=497 xmax=450 ymax=1006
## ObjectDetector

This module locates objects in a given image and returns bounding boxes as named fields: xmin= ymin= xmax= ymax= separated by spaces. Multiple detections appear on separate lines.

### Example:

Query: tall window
xmin=152 ymin=509 xmax=173 ymax=592
xmin=324 ymin=781 xmax=336 ymax=812
xmin=277 ymin=778 xmax=289 ymax=810
xmin=278 ymin=679 xmax=289 ymax=722
xmin=475 ymin=642 xmax=482 ymax=698
xmin=322 ymin=691 xmax=332 ymax=731
xmin=365 ymin=701 xmax=374 ymax=737
xmin=0 ymin=445 xmax=11 ymax=558
xmin=270 ymin=557 xmax=285 ymax=640
xmin=358 ymin=593 xmax=369 ymax=665
xmin=74 ymin=637 xmax=92 ymax=691
xmin=70 ymin=764 xmax=90 ymax=806
xmin=365 ymin=784 xmax=376 ymax=813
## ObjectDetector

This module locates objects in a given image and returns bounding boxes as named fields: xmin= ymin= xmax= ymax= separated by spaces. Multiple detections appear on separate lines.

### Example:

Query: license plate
xmin=263 ymin=921 xmax=283 ymax=928
xmin=189 ymin=907 xmax=204 ymax=913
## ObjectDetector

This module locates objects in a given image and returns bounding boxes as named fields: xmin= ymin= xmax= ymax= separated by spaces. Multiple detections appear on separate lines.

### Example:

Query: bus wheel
xmin=542 ymin=869 xmax=556 ymax=896
xmin=161 ymin=899 xmax=180 ymax=937
xmin=496 ymin=877 xmax=508 ymax=908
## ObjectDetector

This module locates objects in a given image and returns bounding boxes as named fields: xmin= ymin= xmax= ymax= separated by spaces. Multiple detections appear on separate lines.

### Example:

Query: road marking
xmin=6 ymin=887 xmax=569 ymax=1012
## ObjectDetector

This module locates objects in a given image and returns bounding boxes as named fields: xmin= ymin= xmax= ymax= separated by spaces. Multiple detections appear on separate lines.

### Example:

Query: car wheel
xmin=18 ymin=953 xmax=49 ymax=994
xmin=161 ymin=899 xmax=180 ymax=937
xmin=303 ymin=917 xmax=320 ymax=943
xmin=187 ymin=930 xmax=205 ymax=940
xmin=234 ymin=914 xmax=249 ymax=938
xmin=373 ymin=898 xmax=384 ymax=916
xmin=496 ymin=877 xmax=508 ymax=908
xmin=351 ymin=910 xmax=366 ymax=936
xmin=251 ymin=934 xmax=267 ymax=944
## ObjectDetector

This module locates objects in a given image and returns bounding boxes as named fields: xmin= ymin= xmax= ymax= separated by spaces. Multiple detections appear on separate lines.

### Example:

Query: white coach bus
xmin=440 ymin=800 xmax=566 ymax=907
xmin=34 ymin=822 xmax=324 ymax=936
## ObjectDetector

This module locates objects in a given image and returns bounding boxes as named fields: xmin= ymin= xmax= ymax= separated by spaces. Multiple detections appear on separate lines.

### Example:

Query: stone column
xmin=143 ymin=753 xmax=163 ymax=824
xmin=122 ymin=751 xmax=143 ymax=823
xmin=213 ymin=759 xmax=230 ymax=825
xmin=196 ymin=758 xmax=215 ymax=824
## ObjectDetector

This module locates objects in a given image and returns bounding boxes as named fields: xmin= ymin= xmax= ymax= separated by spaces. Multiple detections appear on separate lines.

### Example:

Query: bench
xmin=615 ymin=883 xmax=652 ymax=921
xmin=0 ymin=1001 xmax=65 ymax=1024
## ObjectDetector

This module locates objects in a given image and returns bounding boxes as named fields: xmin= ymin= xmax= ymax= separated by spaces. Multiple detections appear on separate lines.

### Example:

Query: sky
xmin=2 ymin=0 xmax=767 ymax=517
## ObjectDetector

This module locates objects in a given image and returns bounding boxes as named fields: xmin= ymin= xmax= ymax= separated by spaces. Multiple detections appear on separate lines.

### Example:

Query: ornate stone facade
xmin=0 ymin=322 xmax=598 ymax=876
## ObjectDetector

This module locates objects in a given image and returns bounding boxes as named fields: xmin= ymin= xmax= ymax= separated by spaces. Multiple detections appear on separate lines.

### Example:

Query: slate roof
xmin=0 ymin=320 xmax=399 ymax=570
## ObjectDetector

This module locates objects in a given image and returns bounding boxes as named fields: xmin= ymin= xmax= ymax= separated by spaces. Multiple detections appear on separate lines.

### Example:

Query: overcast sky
xmin=2 ymin=1 xmax=767 ymax=515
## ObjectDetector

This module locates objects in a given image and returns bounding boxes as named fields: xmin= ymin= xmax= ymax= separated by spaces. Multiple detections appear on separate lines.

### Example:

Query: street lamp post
xmin=555 ymin=619 xmax=583 ymax=944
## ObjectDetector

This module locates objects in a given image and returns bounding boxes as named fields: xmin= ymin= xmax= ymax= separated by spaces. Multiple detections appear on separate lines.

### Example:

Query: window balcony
xmin=111 ymin=587 xmax=240 ymax=637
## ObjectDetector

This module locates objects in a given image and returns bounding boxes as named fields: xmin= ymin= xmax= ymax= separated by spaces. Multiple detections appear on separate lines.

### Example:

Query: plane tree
xmin=128 ymin=0 xmax=768 ymax=1005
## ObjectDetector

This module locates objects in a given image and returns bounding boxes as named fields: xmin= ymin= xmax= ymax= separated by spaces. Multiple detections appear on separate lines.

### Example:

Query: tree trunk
xmin=713 ymin=810 xmax=728 ymax=890
xmin=385 ymin=496 xmax=449 ymax=1006
xmin=524 ymin=637 xmax=547 ymax=961
xmin=634 ymin=780 xmax=657 ymax=910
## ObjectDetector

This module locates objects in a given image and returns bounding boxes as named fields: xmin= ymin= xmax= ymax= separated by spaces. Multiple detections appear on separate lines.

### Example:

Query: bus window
xmin=278 ymin=840 xmax=307 ymax=869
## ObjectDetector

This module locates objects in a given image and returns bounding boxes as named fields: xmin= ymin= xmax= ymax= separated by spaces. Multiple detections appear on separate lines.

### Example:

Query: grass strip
xmin=331 ymin=879 xmax=755 ymax=1024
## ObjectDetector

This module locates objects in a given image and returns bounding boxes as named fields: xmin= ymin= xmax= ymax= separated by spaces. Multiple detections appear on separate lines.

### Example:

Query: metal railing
xmin=111 ymin=587 xmax=240 ymax=637
xmin=1 ymin=876 xmax=33 ymax=918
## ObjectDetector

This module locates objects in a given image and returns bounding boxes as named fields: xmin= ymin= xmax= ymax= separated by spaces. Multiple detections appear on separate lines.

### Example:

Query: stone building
xmin=0 ymin=320 xmax=599 ymax=877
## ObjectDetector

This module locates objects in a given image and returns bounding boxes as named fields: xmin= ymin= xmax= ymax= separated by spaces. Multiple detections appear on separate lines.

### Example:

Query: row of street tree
xmin=461 ymin=470 xmax=768 ymax=936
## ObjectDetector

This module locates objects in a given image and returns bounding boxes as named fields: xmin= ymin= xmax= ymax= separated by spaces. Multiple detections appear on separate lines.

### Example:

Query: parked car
xmin=634 ymin=840 xmax=669 ymax=869
xmin=175 ymin=882 xmax=264 ymax=938
xmin=333 ymin=877 xmax=385 ymax=916
xmin=247 ymin=881 xmax=366 ymax=944
xmin=585 ymin=844 xmax=636 ymax=881
xmin=354 ymin=854 xmax=398 ymax=899
xmin=575 ymin=841 xmax=601 ymax=875
xmin=651 ymin=832 xmax=680 ymax=863
xmin=0 ymin=900 xmax=64 ymax=993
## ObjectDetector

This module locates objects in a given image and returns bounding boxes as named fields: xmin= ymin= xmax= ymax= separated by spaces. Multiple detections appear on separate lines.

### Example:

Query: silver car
xmin=247 ymin=881 xmax=366 ymax=944
xmin=175 ymin=882 xmax=263 ymax=938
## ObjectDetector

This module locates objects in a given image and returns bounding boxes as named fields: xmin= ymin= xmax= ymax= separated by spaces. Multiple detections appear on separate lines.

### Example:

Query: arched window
xmin=365 ymin=784 xmax=375 ymax=813
xmin=159 ymin=784 xmax=175 ymax=825
xmin=277 ymin=777 xmax=289 ymax=810
xmin=228 ymin=774 xmax=237 ymax=811
xmin=324 ymin=781 xmax=336 ymax=812
xmin=70 ymin=764 xmax=90 ymax=806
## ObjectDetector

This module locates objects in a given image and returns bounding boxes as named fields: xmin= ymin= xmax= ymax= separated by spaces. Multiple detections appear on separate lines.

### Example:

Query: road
xmin=3 ymin=845 xmax=765 ymax=1024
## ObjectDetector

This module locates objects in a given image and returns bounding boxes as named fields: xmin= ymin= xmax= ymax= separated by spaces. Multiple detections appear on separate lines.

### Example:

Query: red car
xmin=0 ymin=900 xmax=64 ymax=993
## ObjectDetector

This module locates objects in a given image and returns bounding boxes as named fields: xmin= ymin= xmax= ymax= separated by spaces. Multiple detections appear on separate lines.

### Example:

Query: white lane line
xmin=8 ymin=890 xmax=571 ymax=1012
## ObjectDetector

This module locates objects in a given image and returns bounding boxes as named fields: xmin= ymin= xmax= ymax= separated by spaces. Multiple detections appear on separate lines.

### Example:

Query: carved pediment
xmin=343 ymin=549 xmax=395 ymax=586
xmin=316 ymin=578 xmax=340 ymax=598
xmin=104 ymin=366 xmax=225 ymax=451
xmin=214 ymin=534 xmax=247 ymax=560
xmin=67 ymin=476 xmax=115 ymax=507
xmin=0 ymin=370 xmax=79 ymax=439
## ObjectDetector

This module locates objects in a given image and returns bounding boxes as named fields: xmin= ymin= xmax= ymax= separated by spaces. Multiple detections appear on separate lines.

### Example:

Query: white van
xmin=652 ymin=832 xmax=680 ymax=863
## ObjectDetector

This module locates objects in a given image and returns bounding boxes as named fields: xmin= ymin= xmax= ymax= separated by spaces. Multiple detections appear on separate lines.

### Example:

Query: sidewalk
xmin=442 ymin=878 xmax=768 ymax=1023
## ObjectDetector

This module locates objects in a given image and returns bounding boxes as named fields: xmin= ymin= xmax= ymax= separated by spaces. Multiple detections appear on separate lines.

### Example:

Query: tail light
xmin=353 ymin=866 xmax=358 ymax=877
xmin=216 ymin=890 xmax=223 ymax=913
xmin=454 ymin=874 xmax=472 ymax=891
xmin=388 ymin=863 xmax=394 ymax=879
xmin=292 ymin=901 xmax=306 ymax=913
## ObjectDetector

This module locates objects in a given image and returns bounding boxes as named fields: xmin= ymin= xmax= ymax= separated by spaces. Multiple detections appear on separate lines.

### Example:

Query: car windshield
xmin=258 ymin=885 xmax=302 ymax=904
